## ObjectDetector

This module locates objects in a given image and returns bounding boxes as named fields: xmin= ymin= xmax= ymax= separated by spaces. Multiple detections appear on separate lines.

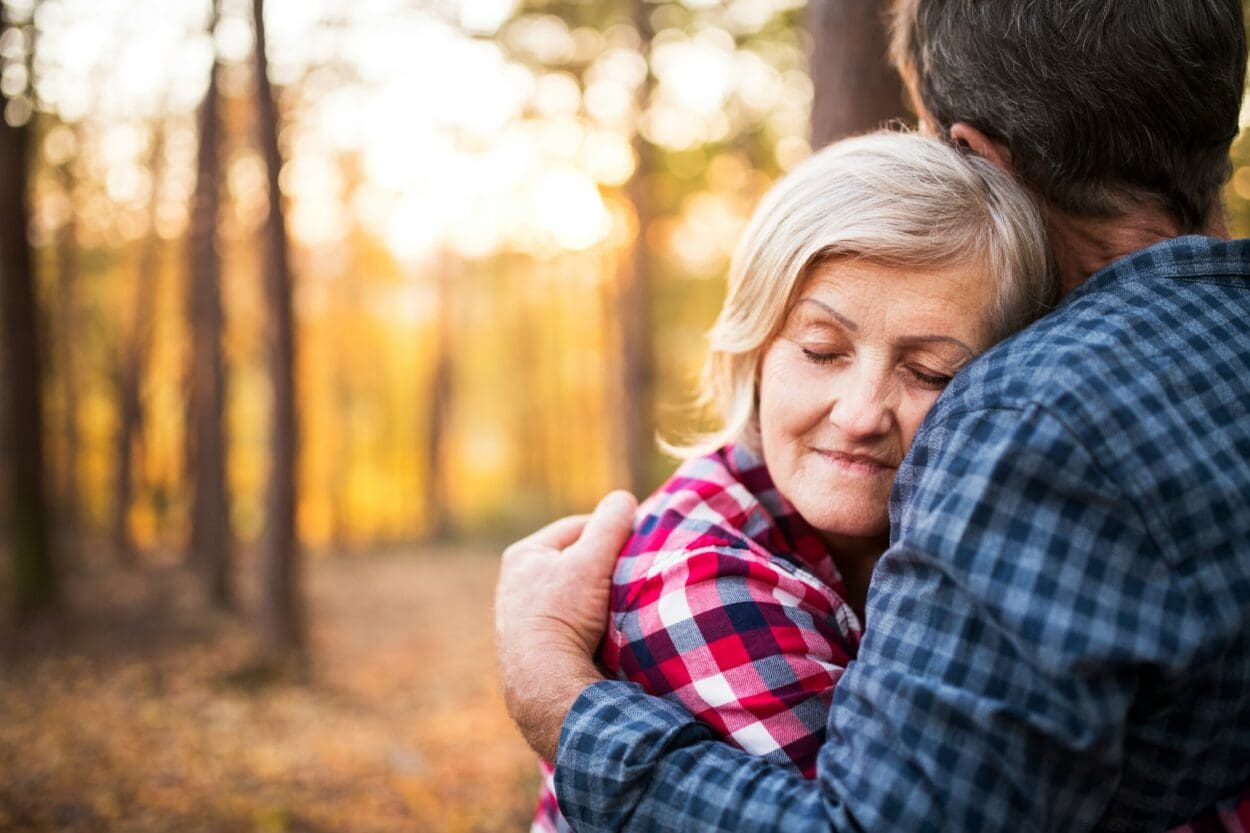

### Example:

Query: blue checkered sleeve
xmin=556 ymin=402 xmax=1154 ymax=832
xmin=555 ymin=681 xmax=828 ymax=832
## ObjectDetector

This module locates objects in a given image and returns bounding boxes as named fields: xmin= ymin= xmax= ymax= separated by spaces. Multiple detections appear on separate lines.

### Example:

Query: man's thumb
xmin=568 ymin=490 xmax=637 ymax=567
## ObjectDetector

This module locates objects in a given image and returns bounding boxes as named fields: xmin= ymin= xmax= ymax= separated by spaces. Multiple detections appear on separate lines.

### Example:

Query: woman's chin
xmin=794 ymin=501 xmax=889 ymax=546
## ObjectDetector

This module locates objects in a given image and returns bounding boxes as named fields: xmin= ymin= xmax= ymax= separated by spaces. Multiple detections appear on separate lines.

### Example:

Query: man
xmin=495 ymin=1 xmax=1250 ymax=830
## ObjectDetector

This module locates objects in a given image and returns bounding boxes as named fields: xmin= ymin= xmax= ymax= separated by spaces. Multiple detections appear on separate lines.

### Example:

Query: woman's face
xmin=758 ymin=257 xmax=997 ymax=546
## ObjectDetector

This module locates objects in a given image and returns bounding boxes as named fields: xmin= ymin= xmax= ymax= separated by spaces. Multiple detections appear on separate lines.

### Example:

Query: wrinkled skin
xmin=494 ymin=491 xmax=636 ymax=761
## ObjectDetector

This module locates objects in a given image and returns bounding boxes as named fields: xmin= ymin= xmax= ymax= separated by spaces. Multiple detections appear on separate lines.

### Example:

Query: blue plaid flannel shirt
xmin=554 ymin=235 xmax=1250 ymax=833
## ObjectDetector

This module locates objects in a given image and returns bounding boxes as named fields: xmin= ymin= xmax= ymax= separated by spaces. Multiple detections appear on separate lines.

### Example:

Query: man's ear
xmin=949 ymin=122 xmax=1014 ymax=175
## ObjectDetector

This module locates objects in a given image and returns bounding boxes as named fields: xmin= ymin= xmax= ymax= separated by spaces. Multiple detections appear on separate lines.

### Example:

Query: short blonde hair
xmin=681 ymin=130 xmax=1053 ymax=455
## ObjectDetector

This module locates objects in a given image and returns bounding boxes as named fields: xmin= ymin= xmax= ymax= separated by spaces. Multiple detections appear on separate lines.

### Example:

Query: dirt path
xmin=0 ymin=548 xmax=541 ymax=832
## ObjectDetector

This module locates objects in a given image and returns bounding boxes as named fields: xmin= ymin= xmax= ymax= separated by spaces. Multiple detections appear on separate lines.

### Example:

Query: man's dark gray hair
xmin=891 ymin=0 xmax=1247 ymax=231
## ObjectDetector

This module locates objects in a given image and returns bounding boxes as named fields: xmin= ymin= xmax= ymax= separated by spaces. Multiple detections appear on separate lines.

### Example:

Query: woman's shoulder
xmin=614 ymin=445 xmax=824 ymax=587
xmin=603 ymin=445 xmax=860 ymax=674
xmin=628 ymin=445 xmax=767 ymax=550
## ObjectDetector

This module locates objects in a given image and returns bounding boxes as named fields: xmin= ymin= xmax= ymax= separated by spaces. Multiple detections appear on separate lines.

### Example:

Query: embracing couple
xmin=496 ymin=1 xmax=1250 ymax=831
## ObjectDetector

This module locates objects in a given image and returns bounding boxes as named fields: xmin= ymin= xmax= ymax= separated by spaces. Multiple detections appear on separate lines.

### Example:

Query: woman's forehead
xmin=789 ymin=258 xmax=998 ymax=343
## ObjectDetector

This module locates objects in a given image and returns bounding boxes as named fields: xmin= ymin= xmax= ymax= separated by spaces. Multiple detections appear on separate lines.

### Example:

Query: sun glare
xmin=28 ymin=0 xmax=810 ymax=262
xmin=532 ymin=169 xmax=611 ymax=251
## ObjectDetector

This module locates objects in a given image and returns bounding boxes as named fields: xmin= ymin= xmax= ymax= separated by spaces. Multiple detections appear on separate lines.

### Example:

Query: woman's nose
xmin=828 ymin=369 xmax=893 ymax=440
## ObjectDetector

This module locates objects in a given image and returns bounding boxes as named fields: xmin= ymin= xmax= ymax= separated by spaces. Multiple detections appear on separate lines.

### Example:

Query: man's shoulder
xmin=903 ymin=235 xmax=1250 ymax=563
xmin=938 ymin=235 xmax=1250 ymax=425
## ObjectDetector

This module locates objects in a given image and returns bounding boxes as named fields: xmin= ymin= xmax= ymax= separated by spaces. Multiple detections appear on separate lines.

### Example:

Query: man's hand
xmin=495 ymin=490 xmax=638 ymax=761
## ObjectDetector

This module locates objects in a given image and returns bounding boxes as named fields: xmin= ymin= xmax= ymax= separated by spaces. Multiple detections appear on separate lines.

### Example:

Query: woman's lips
xmin=816 ymin=449 xmax=896 ymax=476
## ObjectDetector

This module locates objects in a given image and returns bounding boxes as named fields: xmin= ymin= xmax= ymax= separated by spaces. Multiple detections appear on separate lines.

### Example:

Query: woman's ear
xmin=949 ymin=122 xmax=1014 ymax=175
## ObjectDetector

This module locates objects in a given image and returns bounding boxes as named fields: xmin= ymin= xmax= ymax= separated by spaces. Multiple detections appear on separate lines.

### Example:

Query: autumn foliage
xmin=0 ymin=550 xmax=537 ymax=832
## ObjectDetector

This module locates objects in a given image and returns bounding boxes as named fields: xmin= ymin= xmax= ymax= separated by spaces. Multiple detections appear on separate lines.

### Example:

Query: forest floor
xmin=0 ymin=546 xmax=541 ymax=832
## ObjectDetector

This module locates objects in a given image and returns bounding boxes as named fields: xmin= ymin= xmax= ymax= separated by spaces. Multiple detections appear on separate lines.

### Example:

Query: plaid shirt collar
xmin=720 ymin=444 xmax=845 ymax=583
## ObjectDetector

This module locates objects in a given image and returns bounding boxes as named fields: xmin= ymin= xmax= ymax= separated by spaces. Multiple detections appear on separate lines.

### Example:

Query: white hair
xmin=673 ymin=129 xmax=1054 ymax=456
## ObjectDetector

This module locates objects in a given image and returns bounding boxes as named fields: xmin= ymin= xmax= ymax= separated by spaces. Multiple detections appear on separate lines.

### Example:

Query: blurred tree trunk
xmin=510 ymin=256 xmax=552 ymax=515
xmin=617 ymin=0 xmax=656 ymax=495
xmin=53 ymin=142 xmax=80 ymax=561
xmin=328 ymin=280 xmax=355 ymax=554
xmin=423 ymin=253 xmax=456 ymax=541
xmin=187 ymin=0 xmax=232 ymax=608
xmin=253 ymin=0 xmax=305 ymax=659
xmin=0 ymin=9 xmax=56 ymax=623
xmin=807 ymin=0 xmax=907 ymax=147
xmin=114 ymin=123 xmax=166 ymax=565
xmin=329 ymin=157 xmax=359 ymax=554
xmin=328 ymin=283 xmax=354 ymax=555
xmin=329 ymin=377 xmax=352 ymax=553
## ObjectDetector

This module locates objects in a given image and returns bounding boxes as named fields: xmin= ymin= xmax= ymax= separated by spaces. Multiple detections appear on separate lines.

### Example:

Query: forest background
xmin=1 ymin=0 xmax=1249 ymax=830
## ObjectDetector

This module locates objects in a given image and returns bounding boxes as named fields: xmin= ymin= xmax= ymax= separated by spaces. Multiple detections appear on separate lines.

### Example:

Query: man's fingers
xmin=566 ymin=490 xmax=637 ymax=567
xmin=512 ymin=513 xmax=591 ymax=552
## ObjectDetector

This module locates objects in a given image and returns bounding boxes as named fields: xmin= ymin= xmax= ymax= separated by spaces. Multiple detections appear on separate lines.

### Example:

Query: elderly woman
xmin=531 ymin=130 xmax=1053 ymax=832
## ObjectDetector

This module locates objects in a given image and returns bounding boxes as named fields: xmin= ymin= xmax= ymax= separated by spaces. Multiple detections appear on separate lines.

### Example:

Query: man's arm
xmin=535 ymin=404 xmax=1164 ymax=832
xmin=556 ymin=681 xmax=832 ymax=830
xmin=494 ymin=492 xmax=634 ymax=761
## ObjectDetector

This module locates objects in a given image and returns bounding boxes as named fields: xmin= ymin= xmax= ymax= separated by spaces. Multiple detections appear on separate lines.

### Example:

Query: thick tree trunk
xmin=617 ymin=0 xmax=656 ymax=495
xmin=187 ymin=0 xmax=232 ymax=608
xmin=114 ymin=125 xmax=166 ymax=565
xmin=807 ymin=0 xmax=907 ymax=147
xmin=0 ymin=14 xmax=56 ymax=623
xmin=254 ymin=0 xmax=305 ymax=658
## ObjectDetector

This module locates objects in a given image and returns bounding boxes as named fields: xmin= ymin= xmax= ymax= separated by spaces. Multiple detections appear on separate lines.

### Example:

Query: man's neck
xmin=1046 ymin=205 xmax=1229 ymax=297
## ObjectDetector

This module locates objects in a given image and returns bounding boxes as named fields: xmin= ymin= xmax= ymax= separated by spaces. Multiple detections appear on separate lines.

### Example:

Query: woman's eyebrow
xmin=795 ymin=298 xmax=857 ymax=331
xmin=897 ymin=334 xmax=976 ymax=359
xmin=794 ymin=298 xmax=975 ymax=358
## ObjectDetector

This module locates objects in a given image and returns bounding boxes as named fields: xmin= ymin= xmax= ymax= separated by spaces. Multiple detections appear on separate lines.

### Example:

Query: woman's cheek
xmin=898 ymin=391 xmax=942 ymax=449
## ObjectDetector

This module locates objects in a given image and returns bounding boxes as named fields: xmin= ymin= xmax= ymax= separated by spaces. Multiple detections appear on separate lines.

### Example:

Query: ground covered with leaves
xmin=0 ymin=548 xmax=541 ymax=832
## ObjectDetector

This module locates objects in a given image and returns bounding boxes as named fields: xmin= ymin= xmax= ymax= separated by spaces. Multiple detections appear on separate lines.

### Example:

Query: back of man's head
xmin=892 ymin=0 xmax=1247 ymax=232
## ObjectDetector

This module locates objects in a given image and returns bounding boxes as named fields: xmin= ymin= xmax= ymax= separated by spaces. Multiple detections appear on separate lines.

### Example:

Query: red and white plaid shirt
xmin=532 ymin=444 xmax=862 ymax=832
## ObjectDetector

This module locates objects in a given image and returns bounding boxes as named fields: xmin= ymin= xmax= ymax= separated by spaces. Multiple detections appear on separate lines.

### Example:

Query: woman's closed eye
xmin=906 ymin=366 xmax=954 ymax=389
xmin=801 ymin=347 xmax=844 ymax=365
